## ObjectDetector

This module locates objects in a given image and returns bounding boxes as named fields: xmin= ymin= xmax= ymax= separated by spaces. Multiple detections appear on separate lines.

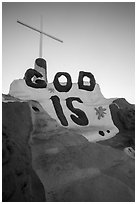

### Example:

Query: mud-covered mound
xmin=2 ymin=95 xmax=135 ymax=202
xmin=2 ymin=98 xmax=45 ymax=202
xmin=98 ymin=98 xmax=135 ymax=150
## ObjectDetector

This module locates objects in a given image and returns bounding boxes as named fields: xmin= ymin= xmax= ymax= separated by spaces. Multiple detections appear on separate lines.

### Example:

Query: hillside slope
xmin=2 ymin=94 xmax=135 ymax=201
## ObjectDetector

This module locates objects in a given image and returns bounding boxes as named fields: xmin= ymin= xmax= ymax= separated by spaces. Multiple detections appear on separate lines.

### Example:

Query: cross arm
xmin=17 ymin=19 xmax=63 ymax=43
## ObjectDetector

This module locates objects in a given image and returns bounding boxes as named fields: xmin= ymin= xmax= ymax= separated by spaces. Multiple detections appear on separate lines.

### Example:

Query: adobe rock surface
xmin=29 ymin=97 xmax=135 ymax=202
xmin=2 ymin=97 xmax=46 ymax=201
xmin=2 ymin=94 xmax=135 ymax=202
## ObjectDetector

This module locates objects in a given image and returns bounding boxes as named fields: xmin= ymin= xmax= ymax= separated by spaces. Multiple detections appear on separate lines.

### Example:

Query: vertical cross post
xmin=35 ymin=15 xmax=47 ymax=83
xmin=39 ymin=15 xmax=43 ymax=58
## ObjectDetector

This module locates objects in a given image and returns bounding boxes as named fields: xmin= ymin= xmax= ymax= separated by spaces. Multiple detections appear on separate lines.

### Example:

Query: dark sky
xmin=2 ymin=2 xmax=135 ymax=103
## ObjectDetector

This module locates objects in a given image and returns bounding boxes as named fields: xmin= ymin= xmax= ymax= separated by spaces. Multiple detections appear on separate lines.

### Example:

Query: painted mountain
xmin=2 ymin=59 xmax=135 ymax=201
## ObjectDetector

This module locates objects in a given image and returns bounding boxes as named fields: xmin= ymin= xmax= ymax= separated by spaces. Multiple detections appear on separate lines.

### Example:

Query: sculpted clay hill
xmin=2 ymin=58 xmax=135 ymax=201
xmin=2 ymin=95 xmax=135 ymax=201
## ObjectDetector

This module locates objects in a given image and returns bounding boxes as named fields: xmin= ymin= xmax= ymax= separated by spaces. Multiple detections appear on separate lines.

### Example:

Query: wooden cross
xmin=17 ymin=16 xmax=63 ymax=58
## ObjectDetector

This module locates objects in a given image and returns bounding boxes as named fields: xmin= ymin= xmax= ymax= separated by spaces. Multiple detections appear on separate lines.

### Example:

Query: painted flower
xmin=94 ymin=106 xmax=107 ymax=120
xmin=48 ymin=87 xmax=55 ymax=93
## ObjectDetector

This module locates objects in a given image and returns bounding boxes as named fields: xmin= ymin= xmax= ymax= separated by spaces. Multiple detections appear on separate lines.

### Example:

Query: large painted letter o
xmin=78 ymin=71 xmax=96 ymax=91
xmin=53 ymin=72 xmax=72 ymax=92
